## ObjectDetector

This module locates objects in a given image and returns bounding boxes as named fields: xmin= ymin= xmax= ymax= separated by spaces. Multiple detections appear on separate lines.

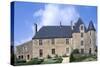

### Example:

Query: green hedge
xmin=26 ymin=58 xmax=44 ymax=65
xmin=16 ymin=60 xmax=26 ymax=63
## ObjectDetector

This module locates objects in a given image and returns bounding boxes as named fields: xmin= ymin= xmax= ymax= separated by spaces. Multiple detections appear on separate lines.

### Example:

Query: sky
xmin=13 ymin=1 xmax=97 ymax=46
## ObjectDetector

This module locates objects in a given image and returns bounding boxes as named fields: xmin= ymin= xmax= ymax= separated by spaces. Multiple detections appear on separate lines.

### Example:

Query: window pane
xmin=81 ymin=26 xmax=83 ymax=30
xmin=39 ymin=40 xmax=42 ymax=45
xmin=81 ymin=33 xmax=83 ymax=37
xmin=81 ymin=41 xmax=83 ymax=45
xmin=81 ymin=49 xmax=84 ymax=54
xmin=90 ymin=39 xmax=91 ymax=44
xmin=18 ymin=56 xmax=20 ymax=59
xmin=66 ymin=39 xmax=69 ymax=44
xmin=66 ymin=48 xmax=69 ymax=53
xmin=21 ymin=55 xmax=23 ymax=59
xmin=51 ymin=39 xmax=55 ymax=44
xmin=52 ymin=49 xmax=55 ymax=54
xmin=39 ymin=49 xmax=43 ymax=57
xmin=27 ymin=55 xmax=30 ymax=60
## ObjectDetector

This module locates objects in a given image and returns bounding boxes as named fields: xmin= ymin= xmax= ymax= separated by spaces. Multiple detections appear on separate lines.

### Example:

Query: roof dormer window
xmin=81 ymin=25 xmax=84 ymax=30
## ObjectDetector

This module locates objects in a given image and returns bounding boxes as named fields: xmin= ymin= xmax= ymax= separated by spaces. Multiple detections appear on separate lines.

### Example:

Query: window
xmin=81 ymin=49 xmax=84 ymax=54
xmin=66 ymin=39 xmax=69 ymax=44
xmin=90 ymin=31 xmax=91 ymax=36
xmin=89 ymin=48 xmax=91 ymax=54
xmin=24 ymin=47 xmax=28 ymax=52
xmin=27 ymin=55 xmax=30 ymax=60
xmin=39 ymin=49 xmax=43 ymax=57
xmin=39 ymin=39 xmax=42 ymax=45
xmin=66 ymin=48 xmax=69 ymax=53
xmin=18 ymin=56 xmax=20 ymax=59
xmin=90 ymin=39 xmax=91 ymax=44
xmin=52 ymin=49 xmax=55 ymax=54
xmin=81 ymin=25 xmax=83 ymax=30
xmin=81 ymin=41 xmax=83 ymax=46
xmin=21 ymin=55 xmax=23 ymax=59
xmin=81 ymin=33 xmax=83 ymax=37
xmin=51 ymin=39 xmax=55 ymax=44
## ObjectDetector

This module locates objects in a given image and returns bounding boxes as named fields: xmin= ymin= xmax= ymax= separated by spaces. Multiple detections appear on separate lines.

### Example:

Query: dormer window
xmin=66 ymin=39 xmax=69 ymax=44
xmin=81 ymin=33 xmax=83 ymax=37
xmin=81 ymin=25 xmax=84 ymax=30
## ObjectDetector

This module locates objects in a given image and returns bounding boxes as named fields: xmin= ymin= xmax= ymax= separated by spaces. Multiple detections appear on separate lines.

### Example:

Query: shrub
xmin=16 ymin=60 xmax=26 ymax=63
xmin=54 ymin=54 xmax=59 ymax=58
xmin=55 ymin=56 xmax=63 ymax=63
xmin=72 ymin=49 xmax=79 ymax=54
xmin=54 ymin=55 xmax=63 ymax=63
xmin=62 ymin=54 xmax=68 ymax=57
xmin=47 ymin=55 xmax=52 ymax=59
xmin=70 ymin=52 xmax=75 ymax=62
xmin=26 ymin=58 xmax=44 ymax=65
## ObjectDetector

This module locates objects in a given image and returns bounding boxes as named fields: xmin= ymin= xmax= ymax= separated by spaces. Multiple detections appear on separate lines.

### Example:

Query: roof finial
xmin=34 ymin=23 xmax=37 ymax=34
xmin=60 ymin=21 xmax=62 ymax=26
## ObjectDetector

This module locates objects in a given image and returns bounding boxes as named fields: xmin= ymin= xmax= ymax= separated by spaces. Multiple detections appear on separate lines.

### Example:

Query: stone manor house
xmin=16 ymin=18 xmax=97 ymax=61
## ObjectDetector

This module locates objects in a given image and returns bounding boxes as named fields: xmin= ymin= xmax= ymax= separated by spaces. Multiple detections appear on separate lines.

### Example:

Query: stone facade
xmin=16 ymin=41 xmax=33 ymax=61
xmin=16 ymin=18 xmax=97 ymax=61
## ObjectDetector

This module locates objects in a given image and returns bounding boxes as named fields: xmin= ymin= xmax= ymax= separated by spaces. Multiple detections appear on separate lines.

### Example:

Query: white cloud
xmin=15 ymin=4 xmax=80 ymax=46
xmin=33 ymin=4 xmax=80 ymax=31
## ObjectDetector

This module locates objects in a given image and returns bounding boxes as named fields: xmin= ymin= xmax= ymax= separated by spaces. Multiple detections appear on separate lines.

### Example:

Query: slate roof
xmin=33 ymin=26 xmax=72 ymax=39
xmin=87 ymin=20 xmax=96 ymax=31
xmin=73 ymin=18 xmax=86 ymax=33
xmin=32 ymin=18 xmax=96 ymax=39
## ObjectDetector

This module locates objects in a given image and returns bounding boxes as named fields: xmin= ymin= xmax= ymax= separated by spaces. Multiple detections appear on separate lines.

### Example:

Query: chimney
xmin=34 ymin=23 xmax=37 ymax=34
xmin=60 ymin=21 xmax=62 ymax=27
xmin=71 ymin=21 xmax=73 ymax=30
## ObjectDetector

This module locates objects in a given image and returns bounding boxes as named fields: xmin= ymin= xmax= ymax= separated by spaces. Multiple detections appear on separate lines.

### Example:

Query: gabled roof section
xmin=76 ymin=18 xmax=84 ymax=25
xmin=32 ymin=26 xmax=72 ymax=39
xmin=73 ymin=18 xmax=86 ymax=33
xmin=87 ymin=20 xmax=96 ymax=31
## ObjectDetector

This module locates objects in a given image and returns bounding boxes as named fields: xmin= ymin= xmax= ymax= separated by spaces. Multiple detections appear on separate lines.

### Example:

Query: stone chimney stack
xmin=60 ymin=21 xmax=62 ymax=26
xmin=34 ymin=23 xmax=37 ymax=34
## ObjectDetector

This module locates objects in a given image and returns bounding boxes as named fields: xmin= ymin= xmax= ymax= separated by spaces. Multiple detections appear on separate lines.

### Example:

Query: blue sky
xmin=13 ymin=1 xmax=97 ymax=46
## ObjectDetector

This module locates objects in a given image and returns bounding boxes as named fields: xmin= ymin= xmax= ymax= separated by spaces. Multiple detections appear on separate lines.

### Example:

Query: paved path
xmin=62 ymin=57 xmax=69 ymax=63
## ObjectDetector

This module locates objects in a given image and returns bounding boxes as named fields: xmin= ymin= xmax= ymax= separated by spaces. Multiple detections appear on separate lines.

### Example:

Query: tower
xmin=87 ymin=20 xmax=96 ymax=54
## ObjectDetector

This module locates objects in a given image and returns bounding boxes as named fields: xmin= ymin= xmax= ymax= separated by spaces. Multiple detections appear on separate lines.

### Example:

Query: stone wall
xmin=16 ymin=40 xmax=33 ymax=61
xmin=32 ymin=38 xmax=71 ymax=59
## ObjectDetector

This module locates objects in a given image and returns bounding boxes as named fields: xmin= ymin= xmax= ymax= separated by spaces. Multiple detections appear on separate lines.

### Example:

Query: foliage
xmin=54 ymin=54 xmax=59 ymax=58
xmin=55 ymin=56 xmax=63 ymax=63
xmin=70 ymin=52 xmax=75 ymax=62
xmin=70 ymin=52 xmax=97 ymax=62
xmin=62 ymin=54 xmax=68 ymax=57
xmin=42 ymin=55 xmax=63 ymax=64
xmin=26 ymin=58 xmax=44 ymax=65
xmin=72 ymin=49 xmax=79 ymax=54
xmin=41 ymin=59 xmax=57 ymax=64
xmin=47 ymin=55 xmax=52 ymax=59
xmin=16 ymin=60 xmax=26 ymax=63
